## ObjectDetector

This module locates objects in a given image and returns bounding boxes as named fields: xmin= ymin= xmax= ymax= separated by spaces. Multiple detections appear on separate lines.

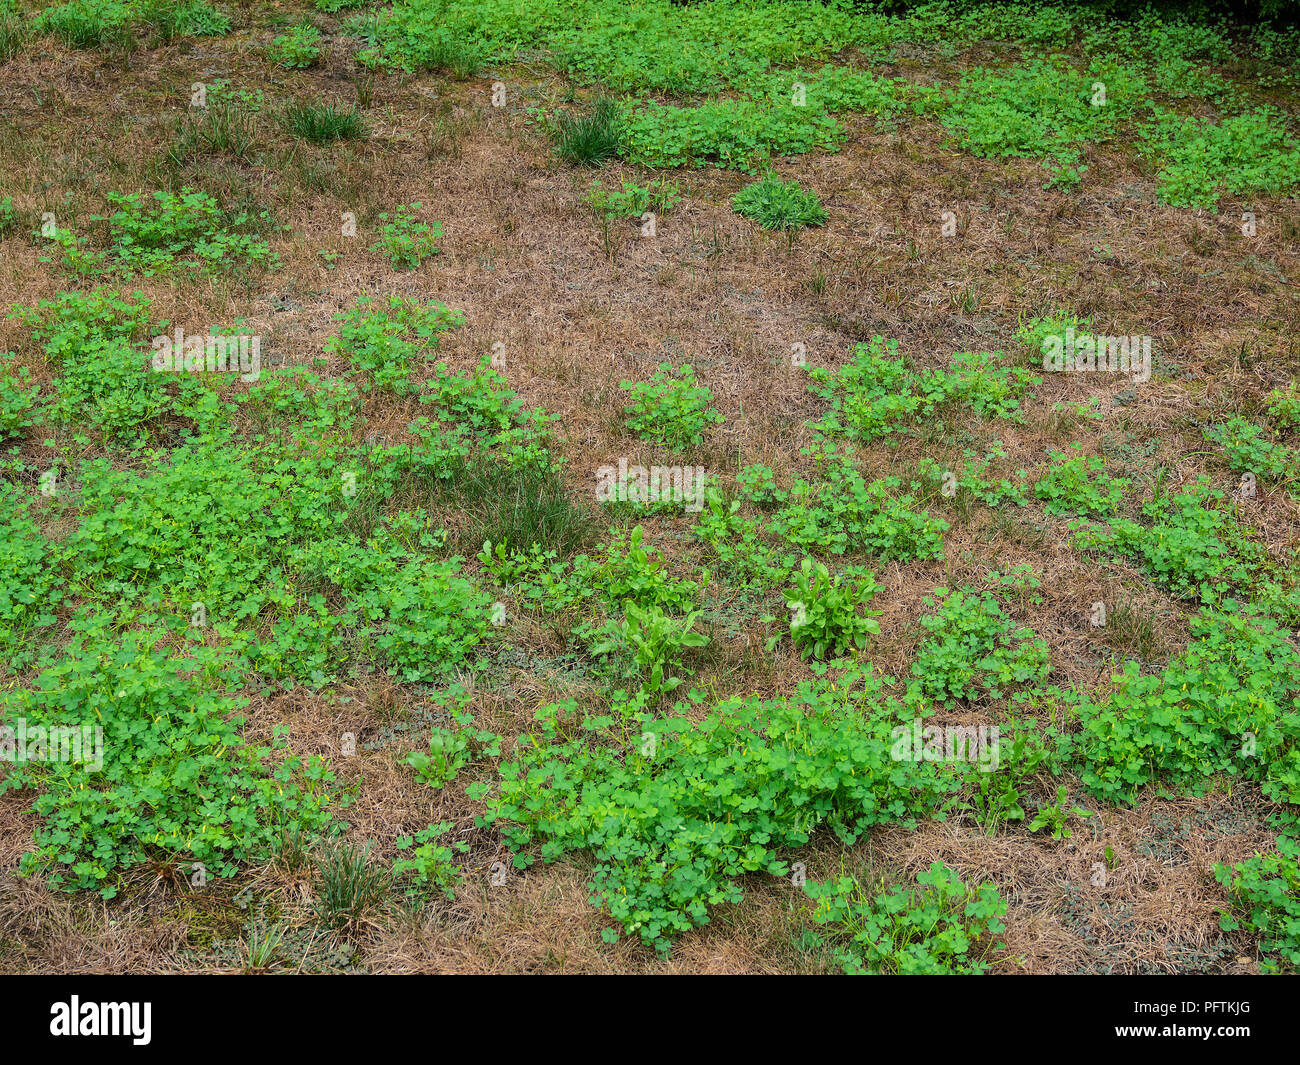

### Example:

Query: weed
xmin=487 ymin=667 xmax=962 ymax=953
xmin=969 ymin=719 xmax=1060 ymax=835
xmin=908 ymin=587 xmax=1051 ymax=706
xmin=406 ymin=712 xmax=499 ymax=789
xmin=1265 ymin=380 xmax=1300 ymax=430
xmin=939 ymin=57 xmax=1145 ymax=188
xmin=620 ymin=362 xmax=723 ymax=450
xmin=0 ymin=360 xmax=39 ymax=441
xmin=732 ymin=173 xmax=827 ymax=232
xmin=1079 ymin=604 xmax=1300 ymax=805
xmin=34 ymin=0 xmax=135 ymax=49
xmin=269 ymin=24 xmax=322 ymax=69
xmin=779 ymin=558 xmax=881 ymax=661
xmin=1027 ymin=784 xmax=1092 ymax=841
xmin=141 ymin=0 xmax=229 ymax=40
xmin=370 ymin=203 xmax=442 ymax=269
xmin=392 ymin=822 xmax=467 ymax=900
xmin=1 ymin=631 xmax=341 ymax=897
xmin=325 ymin=295 xmax=463 ymax=394
xmin=1204 ymin=415 xmax=1298 ymax=485
xmin=1216 ymin=834 xmax=1300 ymax=972
xmin=62 ymin=188 xmax=278 ymax=277
xmin=1073 ymin=478 xmax=1266 ymax=604
xmin=1142 ymin=107 xmax=1300 ymax=210
xmin=621 ymin=98 xmax=842 ymax=171
xmin=1034 ymin=446 xmax=1130 ymax=517
xmin=804 ymin=862 xmax=1006 ymax=975
xmin=807 ymin=336 xmax=1039 ymax=443
xmin=767 ymin=459 xmax=948 ymax=562
xmin=589 ymin=600 xmax=708 ymax=695
xmin=692 ymin=489 xmax=796 ymax=591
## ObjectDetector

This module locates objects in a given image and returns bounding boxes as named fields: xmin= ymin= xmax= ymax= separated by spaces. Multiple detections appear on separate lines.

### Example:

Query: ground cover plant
xmin=732 ymin=173 xmax=828 ymax=233
xmin=2 ymin=0 xmax=1300 ymax=982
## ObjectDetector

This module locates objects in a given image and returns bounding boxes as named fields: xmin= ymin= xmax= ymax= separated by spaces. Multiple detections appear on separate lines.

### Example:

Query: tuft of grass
xmin=455 ymin=457 xmax=594 ymax=559
xmin=311 ymin=844 xmax=391 ymax=931
xmin=421 ymin=35 xmax=482 ymax=78
xmin=554 ymin=98 xmax=622 ymax=167
xmin=1100 ymin=598 xmax=1168 ymax=661
xmin=243 ymin=918 xmax=287 ymax=974
xmin=273 ymin=824 xmax=314 ymax=875
xmin=282 ymin=102 xmax=364 ymax=144
xmin=168 ymin=96 xmax=259 ymax=163
xmin=0 ymin=4 xmax=28 ymax=60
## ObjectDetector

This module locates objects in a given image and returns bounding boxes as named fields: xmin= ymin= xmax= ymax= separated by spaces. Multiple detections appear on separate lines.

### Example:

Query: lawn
xmin=0 ymin=0 xmax=1299 ymax=975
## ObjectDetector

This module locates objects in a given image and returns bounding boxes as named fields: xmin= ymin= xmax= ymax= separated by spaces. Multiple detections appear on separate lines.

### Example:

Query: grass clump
xmin=0 ymin=2 xmax=28 ymax=59
xmin=553 ymin=98 xmax=623 ymax=167
xmin=455 ymin=457 xmax=593 ymax=559
xmin=312 ymin=843 xmax=390 ymax=930
xmin=168 ymin=92 xmax=260 ymax=162
xmin=282 ymin=102 xmax=364 ymax=143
